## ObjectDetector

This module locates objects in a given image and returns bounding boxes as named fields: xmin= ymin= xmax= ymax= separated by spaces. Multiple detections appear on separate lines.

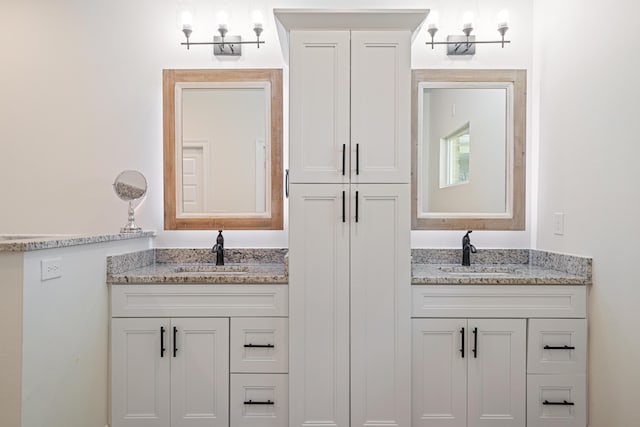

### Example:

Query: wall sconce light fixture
xmin=180 ymin=10 xmax=265 ymax=56
xmin=426 ymin=10 xmax=510 ymax=56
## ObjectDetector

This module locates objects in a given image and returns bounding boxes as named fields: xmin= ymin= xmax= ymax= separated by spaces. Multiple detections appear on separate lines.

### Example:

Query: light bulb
xmin=462 ymin=10 xmax=474 ymax=30
xmin=217 ymin=10 xmax=229 ymax=31
xmin=181 ymin=10 xmax=193 ymax=30
xmin=427 ymin=10 xmax=439 ymax=30
xmin=251 ymin=10 xmax=263 ymax=26
xmin=497 ymin=9 xmax=509 ymax=29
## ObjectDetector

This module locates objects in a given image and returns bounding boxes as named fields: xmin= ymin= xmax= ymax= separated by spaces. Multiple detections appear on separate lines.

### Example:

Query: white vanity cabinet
xmin=281 ymin=10 xmax=423 ymax=427
xmin=412 ymin=285 xmax=588 ymax=427
xmin=111 ymin=317 xmax=229 ymax=427
xmin=110 ymin=284 xmax=289 ymax=427
xmin=289 ymin=183 xmax=410 ymax=427
xmin=412 ymin=318 xmax=526 ymax=427
xmin=289 ymin=29 xmax=410 ymax=184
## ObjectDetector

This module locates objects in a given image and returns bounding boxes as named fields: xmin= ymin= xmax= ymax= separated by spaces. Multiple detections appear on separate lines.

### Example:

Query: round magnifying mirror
xmin=113 ymin=170 xmax=147 ymax=233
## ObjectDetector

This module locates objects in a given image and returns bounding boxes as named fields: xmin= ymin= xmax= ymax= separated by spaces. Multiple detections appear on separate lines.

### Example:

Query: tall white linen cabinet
xmin=275 ymin=10 xmax=428 ymax=427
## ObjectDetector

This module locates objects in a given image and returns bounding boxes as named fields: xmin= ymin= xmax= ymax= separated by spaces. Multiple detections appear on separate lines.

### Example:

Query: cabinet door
xmin=351 ymin=31 xmax=411 ymax=184
xmin=412 ymin=319 xmax=467 ymax=427
xmin=290 ymin=31 xmax=350 ymax=183
xmin=467 ymin=319 xmax=526 ymax=427
xmin=111 ymin=318 xmax=170 ymax=427
xmin=289 ymin=184 xmax=350 ymax=427
xmin=170 ymin=318 xmax=229 ymax=427
xmin=351 ymin=183 xmax=411 ymax=427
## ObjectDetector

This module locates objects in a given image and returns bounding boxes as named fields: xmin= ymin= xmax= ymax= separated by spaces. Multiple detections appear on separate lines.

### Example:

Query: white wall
xmin=533 ymin=1 xmax=640 ymax=426
xmin=20 ymin=238 xmax=152 ymax=427
xmin=0 ymin=0 xmax=534 ymax=249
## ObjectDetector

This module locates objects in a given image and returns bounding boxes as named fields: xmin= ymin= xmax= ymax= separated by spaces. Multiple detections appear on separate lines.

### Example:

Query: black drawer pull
xmin=544 ymin=345 xmax=576 ymax=350
xmin=342 ymin=190 xmax=346 ymax=223
xmin=355 ymin=191 xmax=359 ymax=223
xmin=173 ymin=327 xmax=178 ymax=357
xmin=543 ymin=400 xmax=575 ymax=406
xmin=342 ymin=144 xmax=346 ymax=176
xmin=356 ymin=143 xmax=360 ymax=175
xmin=244 ymin=344 xmax=275 ymax=348
xmin=472 ymin=327 xmax=478 ymax=358
xmin=460 ymin=327 xmax=465 ymax=358
xmin=244 ymin=400 xmax=274 ymax=405
xmin=160 ymin=326 xmax=166 ymax=358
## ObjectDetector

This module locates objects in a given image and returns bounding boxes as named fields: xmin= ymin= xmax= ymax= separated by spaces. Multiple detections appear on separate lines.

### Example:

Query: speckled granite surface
xmin=108 ymin=247 xmax=589 ymax=286
xmin=0 ymin=231 xmax=155 ymax=252
xmin=107 ymin=248 xmax=288 ymax=284
xmin=411 ymin=249 xmax=591 ymax=285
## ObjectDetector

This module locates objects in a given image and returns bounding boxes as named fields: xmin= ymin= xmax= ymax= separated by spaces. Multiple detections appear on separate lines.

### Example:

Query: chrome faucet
xmin=211 ymin=230 xmax=224 ymax=265
xmin=462 ymin=230 xmax=477 ymax=266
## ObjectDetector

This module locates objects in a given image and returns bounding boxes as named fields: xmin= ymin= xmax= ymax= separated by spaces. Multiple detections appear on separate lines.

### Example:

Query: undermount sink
xmin=172 ymin=265 xmax=249 ymax=275
xmin=437 ymin=265 xmax=520 ymax=276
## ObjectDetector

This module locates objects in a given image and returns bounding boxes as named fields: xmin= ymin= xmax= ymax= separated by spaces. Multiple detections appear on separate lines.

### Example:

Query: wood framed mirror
xmin=163 ymin=69 xmax=283 ymax=230
xmin=412 ymin=69 xmax=526 ymax=230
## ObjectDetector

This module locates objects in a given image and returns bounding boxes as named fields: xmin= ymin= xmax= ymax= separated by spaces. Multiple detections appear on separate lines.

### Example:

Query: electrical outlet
xmin=41 ymin=257 xmax=62 ymax=281
xmin=553 ymin=212 xmax=565 ymax=236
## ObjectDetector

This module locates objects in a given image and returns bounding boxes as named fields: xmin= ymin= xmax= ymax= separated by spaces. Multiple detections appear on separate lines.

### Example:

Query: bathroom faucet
xmin=462 ymin=230 xmax=477 ymax=266
xmin=212 ymin=230 xmax=224 ymax=265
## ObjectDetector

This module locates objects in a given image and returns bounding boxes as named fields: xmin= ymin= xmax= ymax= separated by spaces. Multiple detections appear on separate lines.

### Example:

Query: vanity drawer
xmin=230 ymin=374 xmax=288 ymax=427
xmin=111 ymin=284 xmax=288 ymax=317
xmin=527 ymin=374 xmax=586 ymax=427
xmin=528 ymin=319 xmax=586 ymax=374
xmin=412 ymin=285 xmax=586 ymax=318
xmin=231 ymin=318 xmax=288 ymax=373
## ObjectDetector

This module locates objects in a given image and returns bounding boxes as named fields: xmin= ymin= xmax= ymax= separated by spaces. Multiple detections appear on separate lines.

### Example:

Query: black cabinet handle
xmin=543 ymin=400 xmax=575 ymax=406
xmin=285 ymin=169 xmax=289 ymax=198
xmin=356 ymin=143 xmax=360 ymax=175
xmin=355 ymin=191 xmax=359 ymax=223
xmin=472 ymin=327 xmax=478 ymax=358
xmin=544 ymin=345 xmax=576 ymax=350
xmin=244 ymin=400 xmax=274 ymax=405
xmin=173 ymin=327 xmax=178 ymax=357
xmin=460 ymin=327 xmax=465 ymax=358
xmin=342 ymin=144 xmax=346 ymax=176
xmin=342 ymin=191 xmax=346 ymax=223
xmin=244 ymin=344 xmax=275 ymax=348
xmin=160 ymin=326 xmax=166 ymax=358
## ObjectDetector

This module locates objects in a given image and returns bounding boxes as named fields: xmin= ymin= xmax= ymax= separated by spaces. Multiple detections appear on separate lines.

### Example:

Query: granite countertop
xmin=411 ymin=249 xmax=591 ymax=285
xmin=107 ymin=247 xmax=590 ymax=286
xmin=107 ymin=248 xmax=288 ymax=284
xmin=0 ymin=231 xmax=155 ymax=252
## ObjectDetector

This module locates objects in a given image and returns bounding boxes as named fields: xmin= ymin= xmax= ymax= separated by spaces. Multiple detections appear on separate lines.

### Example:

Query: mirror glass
xmin=412 ymin=70 xmax=526 ymax=230
xmin=113 ymin=170 xmax=147 ymax=233
xmin=163 ymin=69 xmax=283 ymax=230
xmin=113 ymin=170 xmax=147 ymax=201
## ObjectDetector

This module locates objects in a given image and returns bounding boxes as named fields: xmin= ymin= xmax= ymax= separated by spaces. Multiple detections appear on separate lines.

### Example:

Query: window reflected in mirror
xmin=441 ymin=122 xmax=470 ymax=188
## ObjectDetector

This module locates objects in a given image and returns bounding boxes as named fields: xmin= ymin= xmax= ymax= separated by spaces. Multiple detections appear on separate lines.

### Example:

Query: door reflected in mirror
xmin=412 ymin=70 xmax=526 ymax=230
xmin=163 ymin=69 xmax=283 ymax=230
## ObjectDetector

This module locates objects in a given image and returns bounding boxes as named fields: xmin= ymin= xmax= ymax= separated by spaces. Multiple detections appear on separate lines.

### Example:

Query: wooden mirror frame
xmin=411 ymin=69 xmax=526 ymax=230
xmin=163 ymin=69 xmax=283 ymax=230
